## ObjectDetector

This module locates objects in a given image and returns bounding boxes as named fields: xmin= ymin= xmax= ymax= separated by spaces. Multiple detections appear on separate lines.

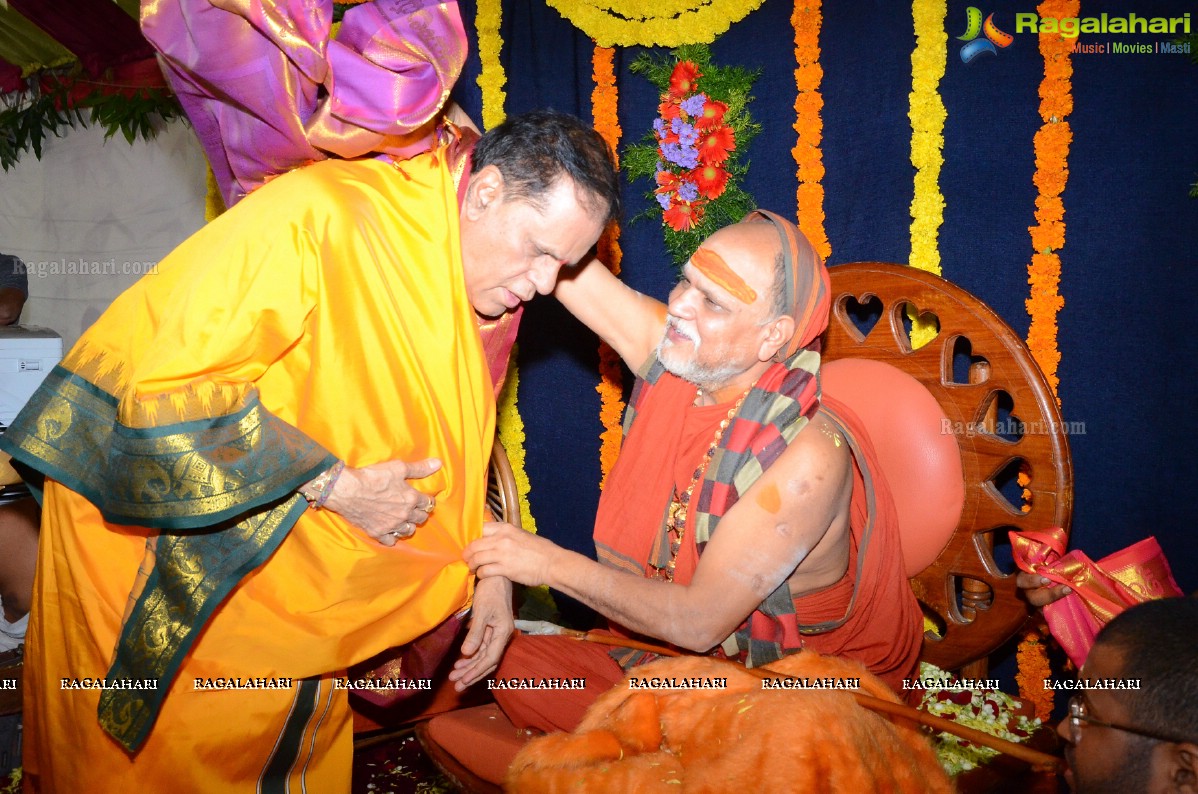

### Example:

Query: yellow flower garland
xmin=475 ymin=1 xmax=536 ymax=531
xmin=496 ymin=351 xmax=537 ymax=533
xmin=791 ymin=1 xmax=829 ymax=261
xmin=591 ymin=46 xmax=626 ymax=487
xmin=544 ymin=0 xmax=763 ymax=47
xmin=907 ymin=0 xmax=947 ymax=348
xmin=476 ymin=0 xmax=508 ymax=130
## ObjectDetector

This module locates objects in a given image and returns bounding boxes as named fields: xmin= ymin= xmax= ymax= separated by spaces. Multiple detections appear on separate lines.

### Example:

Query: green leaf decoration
xmin=1 ymin=69 xmax=184 ymax=172
xmin=624 ymin=44 xmax=761 ymax=267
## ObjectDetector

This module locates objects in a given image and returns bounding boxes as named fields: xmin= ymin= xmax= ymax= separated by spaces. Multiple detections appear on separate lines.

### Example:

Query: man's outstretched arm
xmin=554 ymin=257 xmax=667 ymax=375
xmin=464 ymin=428 xmax=850 ymax=651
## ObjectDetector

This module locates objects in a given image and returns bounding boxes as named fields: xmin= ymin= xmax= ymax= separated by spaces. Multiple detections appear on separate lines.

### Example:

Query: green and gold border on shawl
xmin=0 ymin=365 xmax=120 ymax=499
xmin=103 ymin=398 xmax=334 ymax=529
xmin=0 ymin=365 xmax=335 ymax=529
xmin=98 ymin=494 xmax=309 ymax=751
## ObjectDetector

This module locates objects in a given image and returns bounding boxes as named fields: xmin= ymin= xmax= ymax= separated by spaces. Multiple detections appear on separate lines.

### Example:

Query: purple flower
xmin=661 ymin=142 xmax=699 ymax=169
xmin=669 ymin=117 xmax=698 ymax=148
xmin=681 ymin=94 xmax=707 ymax=116
xmin=653 ymin=118 xmax=666 ymax=137
xmin=656 ymin=192 xmax=672 ymax=210
xmin=677 ymin=180 xmax=699 ymax=202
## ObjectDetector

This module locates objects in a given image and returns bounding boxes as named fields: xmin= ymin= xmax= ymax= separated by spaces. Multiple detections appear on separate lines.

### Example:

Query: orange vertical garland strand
xmin=1017 ymin=0 xmax=1077 ymax=721
xmin=791 ymin=1 xmax=830 ymax=261
xmin=592 ymin=45 xmax=625 ymax=487
xmin=1025 ymin=0 xmax=1075 ymax=400
xmin=1016 ymin=626 xmax=1055 ymax=722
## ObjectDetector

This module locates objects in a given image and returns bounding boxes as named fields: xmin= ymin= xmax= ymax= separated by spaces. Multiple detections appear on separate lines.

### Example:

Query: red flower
xmin=664 ymin=198 xmax=702 ymax=232
xmin=697 ymin=125 xmax=735 ymax=165
xmin=690 ymin=164 xmax=729 ymax=199
xmin=655 ymin=170 xmax=682 ymax=196
xmin=658 ymin=99 xmax=683 ymax=123
xmin=668 ymin=61 xmax=702 ymax=99
xmin=694 ymin=99 xmax=728 ymax=130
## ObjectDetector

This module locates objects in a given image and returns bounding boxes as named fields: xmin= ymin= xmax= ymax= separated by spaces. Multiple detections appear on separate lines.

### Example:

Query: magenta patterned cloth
xmin=142 ymin=0 xmax=467 ymax=207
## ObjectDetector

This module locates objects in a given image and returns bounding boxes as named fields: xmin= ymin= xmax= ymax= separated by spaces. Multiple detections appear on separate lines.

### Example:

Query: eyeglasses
xmin=1067 ymin=695 xmax=1190 ymax=745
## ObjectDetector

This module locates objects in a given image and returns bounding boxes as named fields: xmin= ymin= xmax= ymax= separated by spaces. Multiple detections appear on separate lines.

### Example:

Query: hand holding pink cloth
xmin=1012 ymin=528 xmax=1183 ymax=668
xmin=142 ymin=0 xmax=466 ymax=207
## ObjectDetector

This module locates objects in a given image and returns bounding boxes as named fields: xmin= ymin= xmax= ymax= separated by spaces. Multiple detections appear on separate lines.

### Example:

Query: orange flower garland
xmin=1025 ymin=0 xmax=1077 ymax=399
xmin=791 ymin=1 xmax=830 ymax=260
xmin=1017 ymin=0 xmax=1078 ymax=720
xmin=1016 ymin=626 xmax=1054 ymax=722
xmin=592 ymin=46 xmax=626 ymax=486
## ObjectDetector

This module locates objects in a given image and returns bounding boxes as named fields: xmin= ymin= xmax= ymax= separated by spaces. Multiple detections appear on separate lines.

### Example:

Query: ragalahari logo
xmin=958 ymin=7 xmax=1014 ymax=62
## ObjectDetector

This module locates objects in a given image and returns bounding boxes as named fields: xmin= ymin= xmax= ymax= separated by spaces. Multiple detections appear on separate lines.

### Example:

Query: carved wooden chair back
xmin=821 ymin=262 xmax=1072 ymax=674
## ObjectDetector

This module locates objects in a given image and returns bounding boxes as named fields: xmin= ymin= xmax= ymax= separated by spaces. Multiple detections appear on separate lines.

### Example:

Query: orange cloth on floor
xmin=506 ymin=652 xmax=952 ymax=793
xmin=8 ymin=152 xmax=494 ymax=791
xmin=492 ymin=633 xmax=628 ymax=733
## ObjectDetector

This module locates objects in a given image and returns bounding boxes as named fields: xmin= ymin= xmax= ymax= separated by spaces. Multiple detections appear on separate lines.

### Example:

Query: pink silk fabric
xmin=142 ymin=0 xmax=467 ymax=207
xmin=1011 ymin=528 xmax=1183 ymax=668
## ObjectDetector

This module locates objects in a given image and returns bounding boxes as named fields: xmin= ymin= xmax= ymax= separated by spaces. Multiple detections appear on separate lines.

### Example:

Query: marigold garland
xmin=544 ymin=0 xmax=764 ymax=48
xmin=475 ymin=0 xmax=507 ymax=130
xmin=907 ymin=0 xmax=947 ymax=349
xmin=474 ymin=2 xmax=535 ymax=531
xmin=1016 ymin=0 xmax=1078 ymax=716
xmin=591 ymin=46 xmax=626 ymax=487
xmin=1015 ymin=626 xmax=1055 ymax=722
xmin=497 ymin=348 xmax=537 ymax=533
xmin=791 ymin=1 xmax=829 ymax=260
xmin=1025 ymin=0 xmax=1077 ymax=399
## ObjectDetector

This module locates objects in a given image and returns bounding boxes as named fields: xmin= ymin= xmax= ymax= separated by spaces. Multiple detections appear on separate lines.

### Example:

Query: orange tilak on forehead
xmin=691 ymin=247 xmax=756 ymax=304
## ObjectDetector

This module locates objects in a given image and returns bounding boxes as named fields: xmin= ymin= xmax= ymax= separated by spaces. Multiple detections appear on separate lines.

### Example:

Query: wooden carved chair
xmin=416 ymin=262 xmax=1074 ymax=790
xmin=484 ymin=438 xmax=521 ymax=532
xmin=822 ymin=262 xmax=1072 ymax=676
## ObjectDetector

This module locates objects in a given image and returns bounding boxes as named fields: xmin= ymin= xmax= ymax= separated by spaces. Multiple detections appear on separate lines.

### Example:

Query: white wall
xmin=0 ymin=120 xmax=208 ymax=350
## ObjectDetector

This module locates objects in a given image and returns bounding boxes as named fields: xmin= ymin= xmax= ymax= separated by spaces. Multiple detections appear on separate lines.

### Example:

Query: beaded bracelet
xmin=301 ymin=460 xmax=345 ymax=510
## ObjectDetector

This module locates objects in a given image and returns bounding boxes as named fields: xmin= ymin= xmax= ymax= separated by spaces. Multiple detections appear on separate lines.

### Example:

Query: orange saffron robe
xmin=597 ymin=391 xmax=921 ymax=694
xmin=5 ymin=151 xmax=493 ymax=791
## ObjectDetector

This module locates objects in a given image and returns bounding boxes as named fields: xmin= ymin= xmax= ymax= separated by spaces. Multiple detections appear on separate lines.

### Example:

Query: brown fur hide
xmin=506 ymin=652 xmax=952 ymax=793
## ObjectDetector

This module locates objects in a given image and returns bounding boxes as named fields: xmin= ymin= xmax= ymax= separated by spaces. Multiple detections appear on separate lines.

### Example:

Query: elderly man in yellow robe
xmin=0 ymin=77 xmax=618 ymax=794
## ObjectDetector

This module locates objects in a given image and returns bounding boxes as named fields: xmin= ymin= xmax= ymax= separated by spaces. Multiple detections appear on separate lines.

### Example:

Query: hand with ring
xmin=320 ymin=458 xmax=442 ymax=547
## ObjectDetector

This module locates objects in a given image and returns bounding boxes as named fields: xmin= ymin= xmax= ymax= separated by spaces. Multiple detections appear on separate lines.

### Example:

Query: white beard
xmin=655 ymin=322 xmax=744 ymax=393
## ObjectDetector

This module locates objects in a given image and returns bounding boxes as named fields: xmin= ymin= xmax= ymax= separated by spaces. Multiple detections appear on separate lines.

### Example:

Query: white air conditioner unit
xmin=0 ymin=326 xmax=63 ymax=426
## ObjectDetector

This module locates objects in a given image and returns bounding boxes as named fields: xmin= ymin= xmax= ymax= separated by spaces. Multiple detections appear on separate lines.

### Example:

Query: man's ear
xmin=1166 ymin=742 xmax=1198 ymax=793
xmin=758 ymin=315 xmax=796 ymax=362
xmin=464 ymin=165 xmax=504 ymax=221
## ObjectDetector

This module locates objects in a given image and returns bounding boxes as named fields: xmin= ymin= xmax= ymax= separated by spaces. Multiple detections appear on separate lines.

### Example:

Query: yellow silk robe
xmin=1 ymin=150 xmax=492 ymax=791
